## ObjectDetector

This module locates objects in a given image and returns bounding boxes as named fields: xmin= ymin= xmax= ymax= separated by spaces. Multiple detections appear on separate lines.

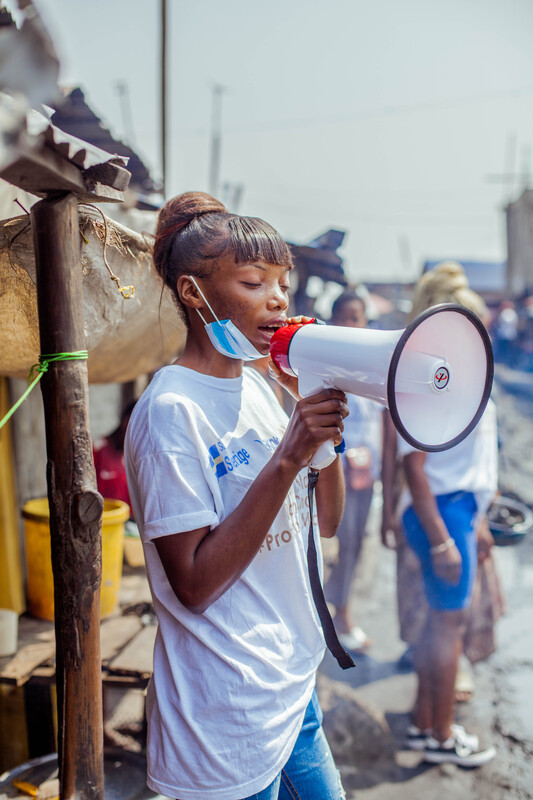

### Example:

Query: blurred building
xmin=506 ymin=189 xmax=533 ymax=299
xmin=289 ymin=229 xmax=348 ymax=316
xmin=51 ymin=87 xmax=162 ymax=208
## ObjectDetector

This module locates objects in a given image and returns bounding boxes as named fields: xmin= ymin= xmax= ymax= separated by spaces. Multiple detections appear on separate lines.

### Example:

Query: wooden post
xmin=31 ymin=193 xmax=104 ymax=800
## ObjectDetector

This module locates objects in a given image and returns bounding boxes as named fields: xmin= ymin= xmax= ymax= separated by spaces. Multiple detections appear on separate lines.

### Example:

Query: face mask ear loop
xmin=189 ymin=275 xmax=220 ymax=324
xmin=195 ymin=307 xmax=209 ymax=326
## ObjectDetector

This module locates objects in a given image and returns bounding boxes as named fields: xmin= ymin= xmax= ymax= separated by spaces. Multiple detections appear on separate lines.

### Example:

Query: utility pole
xmin=209 ymin=84 xmax=225 ymax=197
xmin=161 ymin=0 xmax=168 ymax=198
xmin=115 ymin=81 xmax=136 ymax=147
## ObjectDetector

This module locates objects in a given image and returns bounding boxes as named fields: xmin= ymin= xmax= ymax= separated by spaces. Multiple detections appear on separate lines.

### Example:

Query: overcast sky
xmin=7 ymin=0 xmax=533 ymax=284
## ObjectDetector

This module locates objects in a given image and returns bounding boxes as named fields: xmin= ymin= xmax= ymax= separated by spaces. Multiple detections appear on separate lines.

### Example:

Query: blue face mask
xmin=189 ymin=276 xmax=264 ymax=361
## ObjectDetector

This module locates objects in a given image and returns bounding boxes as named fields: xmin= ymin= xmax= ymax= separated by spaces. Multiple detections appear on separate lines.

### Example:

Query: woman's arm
xmin=155 ymin=387 xmax=348 ymax=613
xmin=315 ymin=455 xmax=345 ymax=539
xmin=403 ymin=451 xmax=462 ymax=584
xmin=381 ymin=410 xmax=398 ymax=548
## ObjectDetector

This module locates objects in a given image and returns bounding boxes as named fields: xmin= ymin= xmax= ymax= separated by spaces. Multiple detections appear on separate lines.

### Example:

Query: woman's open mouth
xmin=257 ymin=323 xmax=285 ymax=342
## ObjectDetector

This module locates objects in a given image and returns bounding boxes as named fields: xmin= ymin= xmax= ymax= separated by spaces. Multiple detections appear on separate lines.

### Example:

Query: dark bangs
xmin=227 ymin=216 xmax=293 ymax=269
xmin=164 ymin=211 xmax=293 ymax=284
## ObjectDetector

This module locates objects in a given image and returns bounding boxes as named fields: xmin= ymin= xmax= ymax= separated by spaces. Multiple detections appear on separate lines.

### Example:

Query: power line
xmin=172 ymin=84 xmax=533 ymax=137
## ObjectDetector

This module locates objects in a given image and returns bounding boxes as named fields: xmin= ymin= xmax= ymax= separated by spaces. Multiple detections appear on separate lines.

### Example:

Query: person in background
xmin=324 ymin=291 xmax=383 ymax=652
xmin=494 ymin=299 xmax=518 ymax=364
xmin=93 ymin=400 xmax=136 ymax=514
xmin=385 ymin=262 xmax=498 ymax=767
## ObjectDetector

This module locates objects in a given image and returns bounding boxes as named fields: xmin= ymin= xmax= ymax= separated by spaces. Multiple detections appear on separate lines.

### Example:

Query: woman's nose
xmin=268 ymin=285 xmax=289 ymax=309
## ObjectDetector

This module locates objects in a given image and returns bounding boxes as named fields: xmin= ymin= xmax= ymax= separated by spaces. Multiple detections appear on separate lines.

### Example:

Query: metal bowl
xmin=487 ymin=496 xmax=533 ymax=546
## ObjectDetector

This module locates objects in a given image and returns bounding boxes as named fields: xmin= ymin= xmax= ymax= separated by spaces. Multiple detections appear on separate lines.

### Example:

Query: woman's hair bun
xmin=156 ymin=191 xmax=227 ymax=239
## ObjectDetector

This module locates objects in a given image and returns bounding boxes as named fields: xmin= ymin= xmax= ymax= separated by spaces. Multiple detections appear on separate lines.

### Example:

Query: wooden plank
xmin=0 ymin=640 xmax=56 ymax=686
xmin=12 ymin=615 xmax=55 ymax=648
xmin=99 ymin=615 xmax=143 ymax=665
xmin=29 ymin=665 xmax=57 ymax=683
xmin=0 ymin=617 xmax=149 ymax=687
xmin=107 ymin=624 xmax=156 ymax=678
xmin=77 ymin=183 xmax=124 ymax=204
xmin=1 ymin=145 xmax=126 ymax=203
xmin=101 ymin=672 xmax=150 ymax=689
xmin=1 ymin=146 xmax=86 ymax=195
xmin=83 ymin=161 xmax=131 ymax=192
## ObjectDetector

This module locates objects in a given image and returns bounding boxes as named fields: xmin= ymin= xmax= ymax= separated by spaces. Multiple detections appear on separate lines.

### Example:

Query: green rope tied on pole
xmin=0 ymin=350 xmax=89 ymax=432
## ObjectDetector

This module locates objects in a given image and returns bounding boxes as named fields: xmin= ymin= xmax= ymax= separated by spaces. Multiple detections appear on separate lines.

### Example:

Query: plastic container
xmin=22 ymin=498 xmax=129 ymax=620
xmin=123 ymin=520 xmax=145 ymax=567
xmin=0 ymin=609 xmax=18 ymax=657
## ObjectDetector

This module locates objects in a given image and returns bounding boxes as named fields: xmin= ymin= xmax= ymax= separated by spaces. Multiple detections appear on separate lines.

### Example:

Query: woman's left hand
xmin=268 ymin=359 xmax=300 ymax=399
xmin=268 ymin=315 xmax=314 ymax=400
xmin=431 ymin=542 xmax=462 ymax=584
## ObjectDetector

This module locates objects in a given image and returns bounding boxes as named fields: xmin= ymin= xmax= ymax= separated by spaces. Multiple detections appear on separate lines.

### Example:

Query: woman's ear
xmin=177 ymin=275 xmax=204 ymax=310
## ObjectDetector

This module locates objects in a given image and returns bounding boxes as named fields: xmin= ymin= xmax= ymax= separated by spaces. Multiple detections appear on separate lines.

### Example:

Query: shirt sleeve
xmin=397 ymin=434 xmax=418 ymax=458
xmin=135 ymin=449 xmax=219 ymax=541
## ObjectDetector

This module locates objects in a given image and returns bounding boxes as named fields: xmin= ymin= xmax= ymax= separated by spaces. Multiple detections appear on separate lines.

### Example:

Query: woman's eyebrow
xmin=236 ymin=263 xmax=267 ymax=272
xmin=237 ymin=262 xmax=292 ymax=273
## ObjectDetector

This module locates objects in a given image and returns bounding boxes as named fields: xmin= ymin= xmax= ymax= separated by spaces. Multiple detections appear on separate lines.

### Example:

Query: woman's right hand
xmin=276 ymin=388 xmax=348 ymax=469
xmin=431 ymin=542 xmax=462 ymax=585
xmin=381 ymin=515 xmax=399 ymax=549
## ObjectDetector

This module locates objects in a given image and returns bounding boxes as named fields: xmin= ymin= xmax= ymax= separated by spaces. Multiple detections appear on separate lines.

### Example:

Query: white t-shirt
xmin=124 ymin=365 xmax=325 ymax=800
xmin=397 ymin=398 xmax=498 ymax=517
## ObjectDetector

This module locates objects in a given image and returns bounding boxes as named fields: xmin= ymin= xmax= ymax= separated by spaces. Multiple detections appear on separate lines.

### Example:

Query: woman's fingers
xmin=286 ymin=315 xmax=312 ymax=325
xmin=303 ymin=388 xmax=347 ymax=405
xmin=268 ymin=360 xmax=301 ymax=399
xmin=277 ymin=388 xmax=349 ymax=467
xmin=432 ymin=545 xmax=462 ymax=584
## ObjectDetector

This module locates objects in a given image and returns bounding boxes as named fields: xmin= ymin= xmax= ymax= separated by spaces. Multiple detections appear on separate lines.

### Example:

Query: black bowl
xmin=487 ymin=496 xmax=533 ymax=546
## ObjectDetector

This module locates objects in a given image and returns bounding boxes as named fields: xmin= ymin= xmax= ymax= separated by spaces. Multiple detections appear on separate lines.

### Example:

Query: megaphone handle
xmin=310 ymin=441 xmax=337 ymax=470
xmin=297 ymin=372 xmax=337 ymax=470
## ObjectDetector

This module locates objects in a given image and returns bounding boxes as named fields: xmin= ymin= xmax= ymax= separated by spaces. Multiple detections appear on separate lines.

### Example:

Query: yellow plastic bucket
xmin=21 ymin=498 xmax=129 ymax=621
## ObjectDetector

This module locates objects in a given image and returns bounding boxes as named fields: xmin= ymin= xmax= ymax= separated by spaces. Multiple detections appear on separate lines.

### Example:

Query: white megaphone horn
xmin=270 ymin=303 xmax=494 ymax=470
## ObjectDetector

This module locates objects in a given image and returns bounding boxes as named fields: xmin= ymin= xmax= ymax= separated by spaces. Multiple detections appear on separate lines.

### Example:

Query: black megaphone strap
xmin=307 ymin=469 xmax=355 ymax=670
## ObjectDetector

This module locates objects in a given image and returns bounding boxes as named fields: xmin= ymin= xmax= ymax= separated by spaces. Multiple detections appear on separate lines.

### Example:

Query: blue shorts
xmin=402 ymin=491 xmax=478 ymax=611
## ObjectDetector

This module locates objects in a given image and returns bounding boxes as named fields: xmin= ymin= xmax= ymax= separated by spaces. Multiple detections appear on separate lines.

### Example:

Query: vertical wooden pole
xmin=31 ymin=193 xmax=104 ymax=800
xmin=161 ymin=0 xmax=167 ymax=197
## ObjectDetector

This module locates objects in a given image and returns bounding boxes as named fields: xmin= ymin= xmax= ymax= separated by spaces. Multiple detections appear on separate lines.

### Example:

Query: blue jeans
xmin=242 ymin=691 xmax=344 ymax=800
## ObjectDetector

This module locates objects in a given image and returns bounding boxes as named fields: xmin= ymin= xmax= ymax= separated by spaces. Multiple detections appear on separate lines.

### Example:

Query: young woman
xmin=393 ymin=263 xmax=498 ymax=767
xmin=124 ymin=192 xmax=349 ymax=800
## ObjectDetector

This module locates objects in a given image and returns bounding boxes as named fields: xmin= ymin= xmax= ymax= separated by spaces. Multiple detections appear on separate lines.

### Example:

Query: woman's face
xmin=333 ymin=299 xmax=367 ymax=329
xmin=196 ymin=256 xmax=291 ymax=355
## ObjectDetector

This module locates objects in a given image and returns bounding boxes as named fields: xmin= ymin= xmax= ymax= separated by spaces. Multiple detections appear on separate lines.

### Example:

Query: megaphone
xmin=270 ymin=303 xmax=494 ymax=470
